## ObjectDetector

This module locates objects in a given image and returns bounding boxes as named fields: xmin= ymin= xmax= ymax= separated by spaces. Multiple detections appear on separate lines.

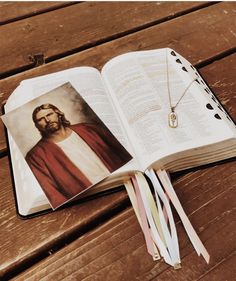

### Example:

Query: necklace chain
xmin=165 ymin=49 xmax=196 ymax=128
xmin=166 ymin=50 xmax=196 ymax=112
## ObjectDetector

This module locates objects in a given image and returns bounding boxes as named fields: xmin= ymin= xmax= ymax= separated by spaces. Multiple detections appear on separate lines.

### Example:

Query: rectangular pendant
xmin=168 ymin=111 xmax=178 ymax=128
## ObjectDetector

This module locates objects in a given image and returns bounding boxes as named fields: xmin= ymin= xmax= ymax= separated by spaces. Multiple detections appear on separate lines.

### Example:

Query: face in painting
xmin=35 ymin=108 xmax=62 ymax=135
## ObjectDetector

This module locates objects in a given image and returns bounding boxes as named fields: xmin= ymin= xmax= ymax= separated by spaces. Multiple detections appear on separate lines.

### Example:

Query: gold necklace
xmin=166 ymin=50 xmax=196 ymax=128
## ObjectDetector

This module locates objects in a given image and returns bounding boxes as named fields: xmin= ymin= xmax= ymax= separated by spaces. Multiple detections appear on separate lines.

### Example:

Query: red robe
xmin=26 ymin=123 xmax=132 ymax=209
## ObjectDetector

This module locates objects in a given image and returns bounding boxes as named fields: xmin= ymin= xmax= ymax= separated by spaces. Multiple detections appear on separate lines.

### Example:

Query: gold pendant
xmin=168 ymin=109 xmax=178 ymax=128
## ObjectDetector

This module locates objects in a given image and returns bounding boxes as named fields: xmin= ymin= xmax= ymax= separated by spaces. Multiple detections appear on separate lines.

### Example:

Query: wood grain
xmin=11 ymin=169 xmax=236 ymax=280
xmin=0 ymin=2 xmax=236 ymax=279
xmin=0 ymin=3 xmax=233 ymax=96
xmin=0 ymin=157 xmax=130 ymax=279
xmin=0 ymin=1 xmax=208 ymax=76
xmin=200 ymin=54 xmax=236 ymax=121
xmin=0 ymin=2 xmax=235 ymax=153
xmin=0 ymin=2 xmax=76 ymax=25
xmin=196 ymin=252 xmax=236 ymax=281
xmin=1 ymin=143 xmax=236 ymax=278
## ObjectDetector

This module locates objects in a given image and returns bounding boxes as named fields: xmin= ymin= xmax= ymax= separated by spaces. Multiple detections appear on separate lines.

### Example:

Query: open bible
xmin=2 ymin=48 xmax=236 ymax=218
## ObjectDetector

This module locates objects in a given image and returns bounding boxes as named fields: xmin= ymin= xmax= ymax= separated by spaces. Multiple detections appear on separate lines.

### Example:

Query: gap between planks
xmin=0 ymin=2 xmax=79 ymax=26
xmin=9 ymin=189 xmax=236 ymax=280
xmin=0 ymin=1 xmax=217 ymax=79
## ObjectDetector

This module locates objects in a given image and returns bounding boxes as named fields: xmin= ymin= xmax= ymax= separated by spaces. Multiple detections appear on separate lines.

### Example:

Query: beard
xmin=39 ymin=121 xmax=62 ymax=137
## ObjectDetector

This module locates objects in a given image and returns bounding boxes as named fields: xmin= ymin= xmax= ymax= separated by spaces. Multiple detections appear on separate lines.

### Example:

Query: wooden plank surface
xmin=0 ymin=2 xmax=236 ymax=153
xmin=0 ymin=2 xmax=235 ymax=280
xmin=200 ymin=55 xmax=236 ymax=121
xmin=1 ymin=53 xmax=235 ymax=279
xmin=0 ymin=157 xmax=130 ymax=279
xmin=11 ymin=161 xmax=236 ymax=280
xmin=196 ymin=252 xmax=236 ymax=281
xmin=0 ymin=1 xmax=212 ymax=77
xmin=0 ymin=1 xmax=76 ymax=25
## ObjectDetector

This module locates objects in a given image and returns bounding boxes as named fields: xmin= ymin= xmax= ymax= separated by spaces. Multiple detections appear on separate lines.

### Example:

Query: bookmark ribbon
xmin=125 ymin=169 xmax=209 ymax=267
xmin=125 ymin=172 xmax=182 ymax=266
xmin=133 ymin=173 xmax=173 ymax=265
xmin=155 ymin=169 xmax=210 ymax=264
xmin=146 ymin=169 xmax=181 ymax=268
xmin=125 ymin=178 xmax=160 ymax=260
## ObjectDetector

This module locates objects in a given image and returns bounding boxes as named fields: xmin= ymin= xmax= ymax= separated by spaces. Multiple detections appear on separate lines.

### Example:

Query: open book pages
xmin=3 ymin=48 xmax=236 ymax=217
xmin=102 ymin=48 xmax=236 ymax=171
